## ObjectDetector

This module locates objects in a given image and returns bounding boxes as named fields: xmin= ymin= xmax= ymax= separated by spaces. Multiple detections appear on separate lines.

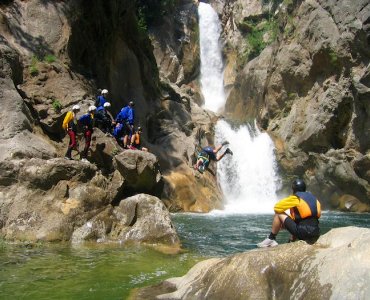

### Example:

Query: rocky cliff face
xmin=1 ymin=0 xmax=369 ymax=237
xmin=216 ymin=0 xmax=370 ymax=211
xmin=0 ymin=0 xmax=224 ymax=243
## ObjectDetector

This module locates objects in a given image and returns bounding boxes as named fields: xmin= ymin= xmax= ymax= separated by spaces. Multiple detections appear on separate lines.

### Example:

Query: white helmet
xmin=103 ymin=102 xmax=111 ymax=108
xmin=101 ymin=89 xmax=108 ymax=95
xmin=88 ymin=105 xmax=97 ymax=112
xmin=72 ymin=105 xmax=80 ymax=111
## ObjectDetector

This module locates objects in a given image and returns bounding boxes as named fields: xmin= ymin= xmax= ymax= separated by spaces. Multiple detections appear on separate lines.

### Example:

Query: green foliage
xmin=328 ymin=49 xmax=338 ymax=67
xmin=29 ymin=55 xmax=39 ymax=76
xmin=246 ymin=19 xmax=278 ymax=60
xmin=44 ymin=54 xmax=56 ymax=63
xmin=137 ymin=7 xmax=148 ymax=34
xmin=111 ymin=148 xmax=119 ymax=156
xmin=52 ymin=99 xmax=62 ymax=113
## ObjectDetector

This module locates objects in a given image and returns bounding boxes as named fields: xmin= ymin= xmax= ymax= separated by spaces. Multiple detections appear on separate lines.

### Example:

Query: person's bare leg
xmin=216 ymin=152 xmax=226 ymax=161
xmin=271 ymin=213 xmax=288 ymax=235
xmin=213 ymin=144 xmax=222 ymax=154
xmin=257 ymin=213 xmax=288 ymax=247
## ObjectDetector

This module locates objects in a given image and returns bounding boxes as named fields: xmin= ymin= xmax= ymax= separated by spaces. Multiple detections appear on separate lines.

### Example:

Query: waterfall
xmin=216 ymin=121 xmax=280 ymax=213
xmin=198 ymin=2 xmax=225 ymax=113
xmin=198 ymin=3 xmax=281 ymax=214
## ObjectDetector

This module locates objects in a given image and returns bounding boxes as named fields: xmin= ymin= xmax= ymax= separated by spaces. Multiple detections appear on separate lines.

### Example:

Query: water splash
xmin=215 ymin=120 xmax=281 ymax=214
xmin=198 ymin=2 xmax=225 ymax=113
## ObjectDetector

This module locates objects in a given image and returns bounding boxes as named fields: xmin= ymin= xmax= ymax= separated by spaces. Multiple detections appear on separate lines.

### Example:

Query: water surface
xmin=0 ymin=211 xmax=369 ymax=299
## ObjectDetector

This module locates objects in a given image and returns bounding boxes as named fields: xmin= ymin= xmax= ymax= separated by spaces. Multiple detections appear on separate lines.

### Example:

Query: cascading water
xmin=215 ymin=120 xmax=280 ymax=213
xmin=198 ymin=3 xmax=225 ymax=113
xmin=198 ymin=3 xmax=281 ymax=214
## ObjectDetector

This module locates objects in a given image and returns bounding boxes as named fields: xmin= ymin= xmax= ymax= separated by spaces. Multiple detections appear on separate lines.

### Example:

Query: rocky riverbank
xmin=131 ymin=226 xmax=370 ymax=300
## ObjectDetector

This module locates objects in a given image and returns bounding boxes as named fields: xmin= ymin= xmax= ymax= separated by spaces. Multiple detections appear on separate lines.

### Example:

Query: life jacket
xmin=62 ymin=111 xmax=77 ymax=131
xmin=290 ymin=192 xmax=321 ymax=222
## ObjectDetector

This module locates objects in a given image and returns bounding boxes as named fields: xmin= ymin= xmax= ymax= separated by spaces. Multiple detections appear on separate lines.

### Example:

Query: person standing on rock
xmin=62 ymin=104 xmax=80 ymax=160
xmin=78 ymin=105 xmax=96 ymax=162
xmin=257 ymin=179 xmax=321 ymax=248
xmin=194 ymin=141 xmax=233 ymax=173
xmin=95 ymin=102 xmax=115 ymax=134
xmin=115 ymin=101 xmax=135 ymax=148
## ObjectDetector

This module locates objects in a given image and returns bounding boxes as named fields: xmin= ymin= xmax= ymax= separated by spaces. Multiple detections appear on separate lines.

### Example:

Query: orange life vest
xmin=290 ymin=192 xmax=321 ymax=222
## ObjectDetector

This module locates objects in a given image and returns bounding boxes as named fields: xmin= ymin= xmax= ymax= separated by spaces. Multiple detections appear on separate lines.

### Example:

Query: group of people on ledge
xmin=62 ymin=89 xmax=147 ymax=162
xmin=62 ymin=90 xmax=321 ymax=248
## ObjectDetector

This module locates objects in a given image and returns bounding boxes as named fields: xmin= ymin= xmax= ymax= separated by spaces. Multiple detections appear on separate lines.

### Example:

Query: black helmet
xmin=292 ymin=179 xmax=306 ymax=193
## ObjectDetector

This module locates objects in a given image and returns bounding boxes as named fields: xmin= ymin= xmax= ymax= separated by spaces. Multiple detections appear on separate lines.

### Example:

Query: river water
xmin=0 ymin=212 xmax=369 ymax=299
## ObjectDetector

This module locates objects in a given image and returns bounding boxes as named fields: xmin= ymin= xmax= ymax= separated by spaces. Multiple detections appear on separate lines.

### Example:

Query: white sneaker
xmin=257 ymin=238 xmax=278 ymax=248
xmin=81 ymin=158 xmax=89 ymax=163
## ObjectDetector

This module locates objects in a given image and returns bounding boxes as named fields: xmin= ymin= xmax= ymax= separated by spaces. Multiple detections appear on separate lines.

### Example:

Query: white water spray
xmin=198 ymin=3 xmax=281 ymax=214
xmin=198 ymin=3 xmax=225 ymax=113
xmin=215 ymin=121 xmax=280 ymax=214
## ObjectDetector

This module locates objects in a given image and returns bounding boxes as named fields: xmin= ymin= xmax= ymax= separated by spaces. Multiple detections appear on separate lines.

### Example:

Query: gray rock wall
xmin=220 ymin=0 xmax=370 ymax=210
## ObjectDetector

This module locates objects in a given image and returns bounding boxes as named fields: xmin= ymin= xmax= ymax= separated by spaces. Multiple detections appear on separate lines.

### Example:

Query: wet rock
xmin=114 ymin=150 xmax=163 ymax=197
xmin=72 ymin=194 xmax=180 ymax=245
xmin=132 ymin=227 xmax=370 ymax=300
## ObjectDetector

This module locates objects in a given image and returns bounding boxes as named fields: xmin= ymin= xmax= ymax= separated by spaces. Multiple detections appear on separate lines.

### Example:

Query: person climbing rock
xmin=129 ymin=126 xmax=148 ymax=152
xmin=257 ymin=179 xmax=321 ymax=248
xmin=78 ymin=105 xmax=96 ymax=162
xmin=62 ymin=104 xmax=80 ymax=160
xmin=194 ymin=141 xmax=233 ymax=173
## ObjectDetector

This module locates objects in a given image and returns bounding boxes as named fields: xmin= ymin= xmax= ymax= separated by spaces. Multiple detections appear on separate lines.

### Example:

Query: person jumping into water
xmin=194 ymin=141 xmax=233 ymax=173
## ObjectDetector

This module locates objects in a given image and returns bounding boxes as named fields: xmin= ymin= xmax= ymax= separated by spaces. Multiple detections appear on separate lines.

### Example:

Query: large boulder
xmin=71 ymin=194 xmax=180 ymax=245
xmin=114 ymin=150 xmax=163 ymax=197
xmin=0 ymin=158 xmax=122 ymax=241
xmin=132 ymin=227 xmax=370 ymax=300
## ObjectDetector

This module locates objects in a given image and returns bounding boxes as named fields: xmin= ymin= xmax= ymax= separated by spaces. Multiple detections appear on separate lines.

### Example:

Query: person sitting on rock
xmin=62 ymin=104 xmax=80 ymax=160
xmin=194 ymin=141 xmax=233 ymax=173
xmin=95 ymin=102 xmax=115 ymax=134
xmin=257 ymin=179 xmax=321 ymax=248
xmin=129 ymin=126 xmax=148 ymax=152
xmin=78 ymin=105 xmax=96 ymax=162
